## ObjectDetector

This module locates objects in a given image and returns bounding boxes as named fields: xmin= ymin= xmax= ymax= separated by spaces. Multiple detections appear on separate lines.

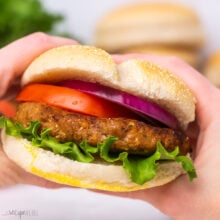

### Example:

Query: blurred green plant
xmin=0 ymin=0 xmax=72 ymax=47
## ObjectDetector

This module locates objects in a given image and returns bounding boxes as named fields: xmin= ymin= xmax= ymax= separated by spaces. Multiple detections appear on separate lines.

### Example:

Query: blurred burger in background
xmin=204 ymin=51 xmax=220 ymax=87
xmin=95 ymin=2 xmax=205 ymax=68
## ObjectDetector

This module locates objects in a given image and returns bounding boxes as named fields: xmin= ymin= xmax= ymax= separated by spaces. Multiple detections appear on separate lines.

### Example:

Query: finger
xmin=113 ymin=54 xmax=219 ymax=127
xmin=0 ymin=32 xmax=78 ymax=97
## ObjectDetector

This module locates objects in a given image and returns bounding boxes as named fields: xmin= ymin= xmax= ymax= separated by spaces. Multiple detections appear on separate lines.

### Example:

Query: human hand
xmin=0 ymin=32 xmax=78 ymax=188
xmin=108 ymin=54 xmax=220 ymax=220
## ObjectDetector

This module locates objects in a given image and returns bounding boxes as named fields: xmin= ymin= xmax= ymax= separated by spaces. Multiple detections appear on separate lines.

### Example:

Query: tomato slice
xmin=0 ymin=100 xmax=16 ymax=118
xmin=16 ymin=84 xmax=137 ymax=118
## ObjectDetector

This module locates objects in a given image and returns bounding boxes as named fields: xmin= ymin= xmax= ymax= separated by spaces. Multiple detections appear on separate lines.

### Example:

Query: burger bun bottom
xmin=1 ymin=129 xmax=184 ymax=192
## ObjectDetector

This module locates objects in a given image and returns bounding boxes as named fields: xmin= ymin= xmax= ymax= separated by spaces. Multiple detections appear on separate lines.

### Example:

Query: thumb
xmin=0 ymin=32 xmax=78 ymax=97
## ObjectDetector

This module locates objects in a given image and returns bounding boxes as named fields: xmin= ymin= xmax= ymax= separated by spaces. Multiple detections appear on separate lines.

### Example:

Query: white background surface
xmin=0 ymin=1 xmax=220 ymax=219
xmin=0 ymin=185 xmax=169 ymax=220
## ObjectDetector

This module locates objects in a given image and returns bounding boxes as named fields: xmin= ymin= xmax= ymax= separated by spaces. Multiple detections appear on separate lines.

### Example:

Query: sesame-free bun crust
xmin=21 ymin=45 xmax=195 ymax=129
xmin=1 ymin=130 xmax=184 ymax=192
xmin=95 ymin=3 xmax=204 ymax=52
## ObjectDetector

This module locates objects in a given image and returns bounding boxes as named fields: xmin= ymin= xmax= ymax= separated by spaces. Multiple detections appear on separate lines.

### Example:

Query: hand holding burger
xmin=1 ymin=33 xmax=220 ymax=219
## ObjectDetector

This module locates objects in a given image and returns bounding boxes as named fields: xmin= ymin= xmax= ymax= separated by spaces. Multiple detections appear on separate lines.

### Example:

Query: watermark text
xmin=1 ymin=209 xmax=39 ymax=219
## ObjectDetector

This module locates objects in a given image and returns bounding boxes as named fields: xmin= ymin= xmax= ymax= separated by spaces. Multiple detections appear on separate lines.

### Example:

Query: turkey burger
xmin=0 ymin=45 xmax=196 ymax=191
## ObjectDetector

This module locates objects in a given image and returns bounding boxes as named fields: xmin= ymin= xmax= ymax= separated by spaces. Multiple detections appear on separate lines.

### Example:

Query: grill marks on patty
xmin=14 ymin=102 xmax=191 ymax=155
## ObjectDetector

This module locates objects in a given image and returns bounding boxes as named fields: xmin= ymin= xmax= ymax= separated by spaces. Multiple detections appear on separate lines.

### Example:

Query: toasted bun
xmin=21 ymin=45 xmax=195 ymax=129
xmin=95 ymin=3 xmax=204 ymax=52
xmin=121 ymin=46 xmax=200 ymax=68
xmin=204 ymin=52 xmax=220 ymax=87
xmin=1 ymin=129 xmax=184 ymax=192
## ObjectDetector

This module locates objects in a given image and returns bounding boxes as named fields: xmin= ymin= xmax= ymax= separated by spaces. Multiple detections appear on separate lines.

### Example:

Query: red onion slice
xmin=58 ymin=80 xmax=178 ymax=129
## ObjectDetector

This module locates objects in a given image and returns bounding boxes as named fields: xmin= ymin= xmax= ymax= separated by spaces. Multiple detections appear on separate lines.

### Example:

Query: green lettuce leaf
xmin=0 ymin=116 xmax=197 ymax=184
